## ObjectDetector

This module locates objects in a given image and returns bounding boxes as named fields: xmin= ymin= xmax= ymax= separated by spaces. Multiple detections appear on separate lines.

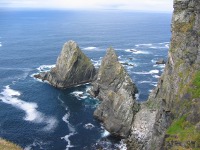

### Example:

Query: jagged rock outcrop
xmin=35 ymin=40 xmax=96 ymax=88
xmin=127 ymin=0 xmax=200 ymax=149
xmin=156 ymin=58 xmax=165 ymax=64
xmin=89 ymin=48 xmax=139 ymax=138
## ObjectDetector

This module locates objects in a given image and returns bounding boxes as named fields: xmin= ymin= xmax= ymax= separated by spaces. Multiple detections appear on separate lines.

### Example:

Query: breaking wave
xmin=0 ymin=85 xmax=58 ymax=131
xmin=83 ymin=47 xmax=98 ymax=50
xmin=133 ymin=70 xmax=159 ymax=75
xmin=37 ymin=64 xmax=55 ymax=72
xmin=125 ymin=49 xmax=149 ymax=54
xmin=135 ymin=42 xmax=170 ymax=49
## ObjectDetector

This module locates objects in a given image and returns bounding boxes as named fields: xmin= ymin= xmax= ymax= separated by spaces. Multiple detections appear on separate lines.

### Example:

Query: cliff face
xmin=89 ymin=48 xmax=139 ymax=138
xmin=128 ymin=0 xmax=200 ymax=149
xmin=35 ymin=40 xmax=96 ymax=88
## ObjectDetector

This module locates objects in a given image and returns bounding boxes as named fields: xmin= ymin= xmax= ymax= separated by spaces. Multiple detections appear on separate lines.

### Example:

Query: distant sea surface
xmin=0 ymin=10 xmax=171 ymax=149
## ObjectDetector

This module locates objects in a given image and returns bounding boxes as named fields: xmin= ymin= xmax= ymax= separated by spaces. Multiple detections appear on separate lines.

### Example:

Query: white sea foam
xmin=149 ymin=90 xmax=153 ymax=93
xmin=133 ymin=70 xmax=159 ymax=75
xmin=115 ymin=140 xmax=127 ymax=150
xmin=101 ymin=129 xmax=110 ymax=137
xmin=149 ymin=46 xmax=167 ymax=49
xmin=125 ymin=49 xmax=149 ymax=54
xmin=91 ymin=58 xmax=102 ymax=68
xmin=84 ymin=123 xmax=95 ymax=129
xmin=118 ymin=55 xmax=122 ymax=59
xmin=83 ymin=47 xmax=97 ymax=50
xmin=136 ymin=42 xmax=170 ymax=49
xmin=151 ymin=84 xmax=157 ymax=87
xmin=153 ymin=75 xmax=160 ymax=79
xmin=0 ymin=86 xmax=58 ymax=131
xmin=61 ymin=107 xmax=76 ymax=150
xmin=151 ymin=82 xmax=158 ymax=87
xmin=37 ymin=64 xmax=55 ymax=72
xmin=71 ymin=91 xmax=88 ymax=100
xmin=151 ymin=59 xmax=157 ymax=63
xmin=58 ymin=96 xmax=76 ymax=149
xmin=30 ymin=73 xmax=43 ymax=82
xmin=61 ymin=133 xmax=75 ymax=150
xmin=149 ymin=70 xmax=159 ymax=74
xmin=158 ymin=42 xmax=170 ymax=44
xmin=24 ymin=139 xmax=48 ymax=150
xmin=153 ymin=64 xmax=165 ymax=69
xmin=86 ymin=86 xmax=91 ymax=93
xmin=0 ymin=43 xmax=2 ymax=47
xmin=135 ymin=43 xmax=152 ymax=47
xmin=165 ymin=44 xmax=170 ymax=48
xmin=138 ymin=81 xmax=152 ymax=84
xmin=62 ymin=112 xmax=75 ymax=133
xmin=135 ymin=93 xmax=139 ymax=100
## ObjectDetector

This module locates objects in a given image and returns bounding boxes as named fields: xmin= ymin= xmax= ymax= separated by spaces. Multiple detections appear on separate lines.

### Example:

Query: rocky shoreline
xmin=35 ymin=0 xmax=200 ymax=149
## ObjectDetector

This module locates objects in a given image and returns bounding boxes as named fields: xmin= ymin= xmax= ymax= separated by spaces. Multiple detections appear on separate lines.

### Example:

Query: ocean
xmin=0 ymin=10 xmax=171 ymax=149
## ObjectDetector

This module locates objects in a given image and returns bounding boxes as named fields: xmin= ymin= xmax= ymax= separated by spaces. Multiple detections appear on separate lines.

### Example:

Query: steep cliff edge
xmin=128 ymin=0 xmax=200 ymax=149
xmin=89 ymin=48 xmax=139 ymax=138
xmin=35 ymin=40 xmax=96 ymax=88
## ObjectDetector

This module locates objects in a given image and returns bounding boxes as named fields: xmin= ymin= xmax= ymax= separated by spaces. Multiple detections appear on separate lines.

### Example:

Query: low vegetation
xmin=189 ymin=71 xmax=200 ymax=98
xmin=0 ymin=138 xmax=22 ymax=150
xmin=166 ymin=116 xmax=200 ymax=149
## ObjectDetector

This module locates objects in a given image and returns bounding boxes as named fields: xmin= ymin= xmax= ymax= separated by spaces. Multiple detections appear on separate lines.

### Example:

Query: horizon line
xmin=0 ymin=7 xmax=173 ymax=14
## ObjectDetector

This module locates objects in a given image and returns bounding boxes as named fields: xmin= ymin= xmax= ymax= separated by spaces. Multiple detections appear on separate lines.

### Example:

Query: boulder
xmin=121 ymin=62 xmax=134 ymax=67
xmin=156 ymin=58 xmax=166 ymax=64
xmin=89 ymin=47 xmax=139 ymax=138
xmin=35 ymin=40 xmax=96 ymax=88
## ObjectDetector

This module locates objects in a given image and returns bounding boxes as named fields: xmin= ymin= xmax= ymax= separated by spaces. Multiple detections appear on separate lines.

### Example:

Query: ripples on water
xmin=0 ymin=10 xmax=171 ymax=149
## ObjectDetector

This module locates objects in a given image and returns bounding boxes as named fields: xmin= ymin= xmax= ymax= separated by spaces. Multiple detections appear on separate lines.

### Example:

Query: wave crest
xmin=0 ymin=86 xmax=58 ymax=131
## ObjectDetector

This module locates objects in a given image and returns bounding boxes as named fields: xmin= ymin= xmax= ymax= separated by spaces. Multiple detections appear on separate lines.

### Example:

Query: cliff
xmin=127 ymin=0 xmax=200 ymax=149
xmin=89 ymin=48 xmax=139 ymax=138
xmin=35 ymin=40 xmax=96 ymax=88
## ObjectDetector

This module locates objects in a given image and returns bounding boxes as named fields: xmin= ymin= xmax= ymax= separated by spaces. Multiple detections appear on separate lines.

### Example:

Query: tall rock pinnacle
xmin=35 ymin=40 xmax=96 ymax=88
xmin=89 ymin=47 xmax=139 ymax=138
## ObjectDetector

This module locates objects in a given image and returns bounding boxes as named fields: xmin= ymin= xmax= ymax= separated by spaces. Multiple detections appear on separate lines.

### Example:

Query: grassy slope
xmin=165 ymin=71 xmax=200 ymax=149
xmin=0 ymin=138 xmax=22 ymax=150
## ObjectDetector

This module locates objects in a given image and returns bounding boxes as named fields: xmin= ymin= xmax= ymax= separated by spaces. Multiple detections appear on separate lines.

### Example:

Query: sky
xmin=0 ymin=0 xmax=173 ymax=12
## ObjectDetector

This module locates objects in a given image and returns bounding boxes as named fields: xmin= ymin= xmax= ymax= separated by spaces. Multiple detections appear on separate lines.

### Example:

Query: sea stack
xmin=89 ymin=47 xmax=139 ymax=138
xmin=35 ymin=40 xmax=96 ymax=88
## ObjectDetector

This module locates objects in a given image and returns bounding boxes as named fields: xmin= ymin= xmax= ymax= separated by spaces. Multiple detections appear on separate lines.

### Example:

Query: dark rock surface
xmin=35 ymin=40 xmax=96 ymax=88
xmin=89 ymin=48 xmax=139 ymax=138
xmin=156 ymin=58 xmax=165 ymax=64
xmin=121 ymin=62 xmax=134 ymax=67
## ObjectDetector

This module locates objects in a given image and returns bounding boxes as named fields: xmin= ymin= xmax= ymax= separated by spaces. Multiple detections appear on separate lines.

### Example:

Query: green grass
xmin=166 ymin=116 xmax=200 ymax=149
xmin=176 ymin=71 xmax=200 ymax=99
xmin=167 ymin=116 xmax=187 ymax=135
xmin=190 ymin=71 xmax=200 ymax=98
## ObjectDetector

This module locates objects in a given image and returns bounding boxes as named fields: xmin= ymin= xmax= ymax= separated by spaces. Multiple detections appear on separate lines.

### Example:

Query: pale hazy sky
xmin=1 ymin=0 xmax=173 ymax=12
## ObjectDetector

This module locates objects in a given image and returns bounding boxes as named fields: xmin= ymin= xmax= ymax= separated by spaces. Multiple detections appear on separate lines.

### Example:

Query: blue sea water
xmin=0 ymin=10 xmax=171 ymax=149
